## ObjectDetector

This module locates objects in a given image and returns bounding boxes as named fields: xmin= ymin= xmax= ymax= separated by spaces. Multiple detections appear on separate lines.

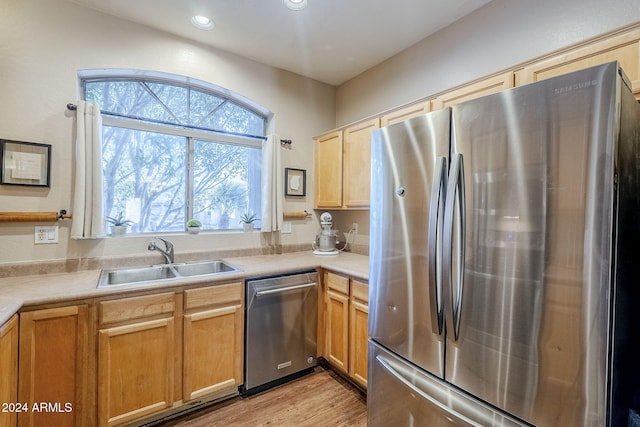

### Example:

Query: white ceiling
xmin=67 ymin=0 xmax=492 ymax=86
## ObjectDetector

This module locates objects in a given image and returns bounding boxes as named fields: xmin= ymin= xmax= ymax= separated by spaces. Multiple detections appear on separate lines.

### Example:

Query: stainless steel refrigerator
xmin=368 ymin=61 xmax=640 ymax=426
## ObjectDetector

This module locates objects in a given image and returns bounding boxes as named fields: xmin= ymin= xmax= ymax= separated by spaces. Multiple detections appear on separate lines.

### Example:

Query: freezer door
xmin=368 ymin=340 xmax=528 ymax=427
xmin=369 ymin=109 xmax=450 ymax=377
xmin=447 ymin=62 xmax=620 ymax=425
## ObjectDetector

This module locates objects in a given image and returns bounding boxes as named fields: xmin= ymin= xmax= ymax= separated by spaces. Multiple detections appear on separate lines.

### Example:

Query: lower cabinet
xmin=96 ymin=283 xmax=244 ymax=426
xmin=0 ymin=315 xmax=18 ymax=427
xmin=322 ymin=270 xmax=369 ymax=389
xmin=348 ymin=279 xmax=369 ymax=389
xmin=18 ymin=305 xmax=91 ymax=427
xmin=7 ymin=278 xmax=264 ymax=426
xmin=98 ymin=293 xmax=176 ymax=427
xmin=324 ymin=273 xmax=350 ymax=373
xmin=183 ymin=282 xmax=243 ymax=401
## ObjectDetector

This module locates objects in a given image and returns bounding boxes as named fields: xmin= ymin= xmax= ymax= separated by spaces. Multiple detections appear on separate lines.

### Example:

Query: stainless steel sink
xmin=104 ymin=265 xmax=177 ymax=285
xmin=98 ymin=260 xmax=239 ymax=287
xmin=173 ymin=261 xmax=236 ymax=276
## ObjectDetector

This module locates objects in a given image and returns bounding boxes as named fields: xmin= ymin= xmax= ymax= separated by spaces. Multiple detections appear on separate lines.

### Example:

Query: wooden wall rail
xmin=283 ymin=211 xmax=312 ymax=219
xmin=0 ymin=211 xmax=72 ymax=222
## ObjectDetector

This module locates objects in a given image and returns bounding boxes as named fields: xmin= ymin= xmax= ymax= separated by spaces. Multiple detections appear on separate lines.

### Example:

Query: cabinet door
xmin=380 ymin=101 xmax=430 ymax=127
xmin=349 ymin=279 xmax=369 ymax=389
xmin=431 ymin=71 xmax=514 ymax=110
xmin=515 ymin=28 xmax=640 ymax=97
xmin=99 ymin=317 xmax=175 ymax=427
xmin=183 ymin=304 xmax=243 ymax=401
xmin=325 ymin=289 xmax=350 ymax=374
xmin=343 ymin=119 xmax=379 ymax=208
xmin=18 ymin=305 xmax=89 ymax=427
xmin=315 ymin=130 xmax=344 ymax=208
xmin=0 ymin=315 xmax=18 ymax=427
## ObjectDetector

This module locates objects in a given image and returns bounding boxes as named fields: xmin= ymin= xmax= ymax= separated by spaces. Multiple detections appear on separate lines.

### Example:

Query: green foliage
xmin=186 ymin=219 xmax=202 ymax=227
xmin=105 ymin=211 xmax=133 ymax=227
xmin=239 ymin=213 xmax=258 ymax=224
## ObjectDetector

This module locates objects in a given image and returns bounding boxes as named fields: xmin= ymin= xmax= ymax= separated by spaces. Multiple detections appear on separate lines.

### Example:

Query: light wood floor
xmin=157 ymin=367 xmax=367 ymax=427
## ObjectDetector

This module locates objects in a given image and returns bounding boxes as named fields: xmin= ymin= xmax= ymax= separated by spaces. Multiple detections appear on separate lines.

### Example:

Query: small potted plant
xmin=239 ymin=213 xmax=258 ymax=232
xmin=106 ymin=211 xmax=133 ymax=237
xmin=186 ymin=219 xmax=202 ymax=234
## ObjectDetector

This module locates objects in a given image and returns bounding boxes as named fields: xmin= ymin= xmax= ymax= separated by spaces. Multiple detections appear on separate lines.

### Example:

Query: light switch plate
xmin=282 ymin=221 xmax=292 ymax=234
xmin=35 ymin=225 xmax=59 ymax=244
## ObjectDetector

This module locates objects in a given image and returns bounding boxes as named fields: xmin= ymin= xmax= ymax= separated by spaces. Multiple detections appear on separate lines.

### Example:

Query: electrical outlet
xmin=35 ymin=225 xmax=59 ymax=244
xmin=282 ymin=221 xmax=292 ymax=234
xmin=352 ymin=222 xmax=358 ymax=234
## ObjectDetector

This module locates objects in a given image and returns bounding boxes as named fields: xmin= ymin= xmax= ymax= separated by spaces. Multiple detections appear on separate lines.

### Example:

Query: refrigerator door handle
xmin=428 ymin=156 xmax=447 ymax=335
xmin=443 ymin=153 xmax=466 ymax=341
xmin=376 ymin=355 xmax=483 ymax=427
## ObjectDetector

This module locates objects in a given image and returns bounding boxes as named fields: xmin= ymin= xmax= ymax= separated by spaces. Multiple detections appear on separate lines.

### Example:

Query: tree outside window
xmin=84 ymin=76 xmax=265 ymax=233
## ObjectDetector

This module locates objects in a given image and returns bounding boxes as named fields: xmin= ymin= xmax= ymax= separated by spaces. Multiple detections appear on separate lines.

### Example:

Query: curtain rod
xmin=66 ymin=103 xmax=292 ymax=145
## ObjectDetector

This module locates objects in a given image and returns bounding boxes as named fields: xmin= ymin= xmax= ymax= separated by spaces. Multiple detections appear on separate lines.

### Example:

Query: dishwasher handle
xmin=255 ymin=282 xmax=317 ymax=297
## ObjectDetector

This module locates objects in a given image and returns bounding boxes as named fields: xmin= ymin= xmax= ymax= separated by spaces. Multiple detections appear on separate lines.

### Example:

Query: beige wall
xmin=336 ymin=0 xmax=640 ymax=126
xmin=0 ymin=0 xmax=335 ymax=264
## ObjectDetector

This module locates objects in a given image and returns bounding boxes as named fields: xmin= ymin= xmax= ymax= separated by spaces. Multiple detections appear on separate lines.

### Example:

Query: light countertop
xmin=0 ymin=251 xmax=368 ymax=324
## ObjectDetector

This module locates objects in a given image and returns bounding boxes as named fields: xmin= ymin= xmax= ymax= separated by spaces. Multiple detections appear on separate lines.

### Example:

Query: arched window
xmin=81 ymin=71 xmax=268 ymax=233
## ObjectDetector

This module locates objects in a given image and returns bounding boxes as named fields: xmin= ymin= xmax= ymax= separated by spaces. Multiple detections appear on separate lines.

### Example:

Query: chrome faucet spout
xmin=147 ymin=237 xmax=175 ymax=264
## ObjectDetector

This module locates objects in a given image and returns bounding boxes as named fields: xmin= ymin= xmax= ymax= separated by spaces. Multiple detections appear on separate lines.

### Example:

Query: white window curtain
xmin=261 ymin=134 xmax=283 ymax=232
xmin=70 ymin=100 xmax=106 ymax=239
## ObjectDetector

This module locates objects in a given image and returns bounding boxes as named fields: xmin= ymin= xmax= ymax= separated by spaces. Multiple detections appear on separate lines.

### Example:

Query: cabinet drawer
xmin=184 ymin=282 xmax=243 ymax=311
xmin=99 ymin=292 xmax=175 ymax=325
xmin=351 ymin=279 xmax=369 ymax=303
xmin=325 ymin=272 xmax=349 ymax=294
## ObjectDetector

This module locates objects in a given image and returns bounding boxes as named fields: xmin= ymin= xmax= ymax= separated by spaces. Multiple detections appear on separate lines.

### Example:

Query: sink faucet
xmin=148 ymin=237 xmax=175 ymax=264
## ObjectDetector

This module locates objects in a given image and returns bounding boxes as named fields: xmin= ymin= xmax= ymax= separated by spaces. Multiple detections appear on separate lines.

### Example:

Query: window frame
xmin=79 ymin=69 xmax=270 ymax=234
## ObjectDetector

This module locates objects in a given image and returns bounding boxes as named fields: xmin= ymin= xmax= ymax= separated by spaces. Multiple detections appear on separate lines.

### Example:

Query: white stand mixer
xmin=312 ymin=212 xmax=340 ymax=255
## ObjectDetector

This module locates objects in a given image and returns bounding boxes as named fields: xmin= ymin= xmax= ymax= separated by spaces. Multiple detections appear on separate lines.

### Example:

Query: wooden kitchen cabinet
xmin=348 ymin=279 xmax=369 ymax=389
xmin=322 ymin=271 xmax=369 ymax=388
xmin=0 ymin=315 xmax=18 ymax=427
xmin=380 ymin=101 xmax=430 ymax=127
xmin=98 ymin=293 xmax=176 ymax=427
xmin=324 ymin=273 xmax=350 ymax=373
xmin=18 ymin=305 xmax=90 ymax=427
xmin=514 ymin=27 xmax=640 ymax=97
xmin=343 ymin=118 xmax=379 ymax=208
xmin=314 ymin=130 xmax=344 ymax=208
xmin=314 ymin=118 xmax=379 ymax=209
xmin=431 ymin=71 xmax=514 ymax=110
xmin=183 ymin=282 xmax=243 ymax=402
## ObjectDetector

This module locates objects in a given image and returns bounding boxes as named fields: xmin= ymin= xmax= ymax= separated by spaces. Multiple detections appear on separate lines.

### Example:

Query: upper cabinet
xmin=315 ymin=119 xmax=379 ymax=209
xmin=431 ymin=71 xmax=514 ymax=110
xmin=380 ymin=101 xmax=430 ymax=127
xmin=515 ymin=27 xmax=640 ymax=98
xmin=343 ymin=119 xmax=379 ymax=208
xmin=314 ymin=131 xmax=343 ymax=209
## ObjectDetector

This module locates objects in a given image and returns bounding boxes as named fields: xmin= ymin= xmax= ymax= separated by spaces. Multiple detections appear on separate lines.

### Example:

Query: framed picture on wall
xmin=0 ymin=139 xmax=51 ymax=187
xmin=284 ymin=168 xmax=306 ymax=196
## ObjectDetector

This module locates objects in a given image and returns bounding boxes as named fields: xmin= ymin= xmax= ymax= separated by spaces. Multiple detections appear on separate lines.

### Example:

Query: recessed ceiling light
xmin=190 ymin=15 xmax=215 ymax=30
xmin=283 ymin=0 xmax=307 ymax=11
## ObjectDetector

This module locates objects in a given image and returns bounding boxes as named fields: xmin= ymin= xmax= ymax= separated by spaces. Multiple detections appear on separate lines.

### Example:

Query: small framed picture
xmin=0 ymin=140 xmax=51 ymax=187
xmin=285 ymin=168 xmax=306 ymax=197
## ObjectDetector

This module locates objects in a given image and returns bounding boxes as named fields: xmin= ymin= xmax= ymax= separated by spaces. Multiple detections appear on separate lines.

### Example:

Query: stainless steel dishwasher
xmin=243 ymin=270 xmax=318 ymax=393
